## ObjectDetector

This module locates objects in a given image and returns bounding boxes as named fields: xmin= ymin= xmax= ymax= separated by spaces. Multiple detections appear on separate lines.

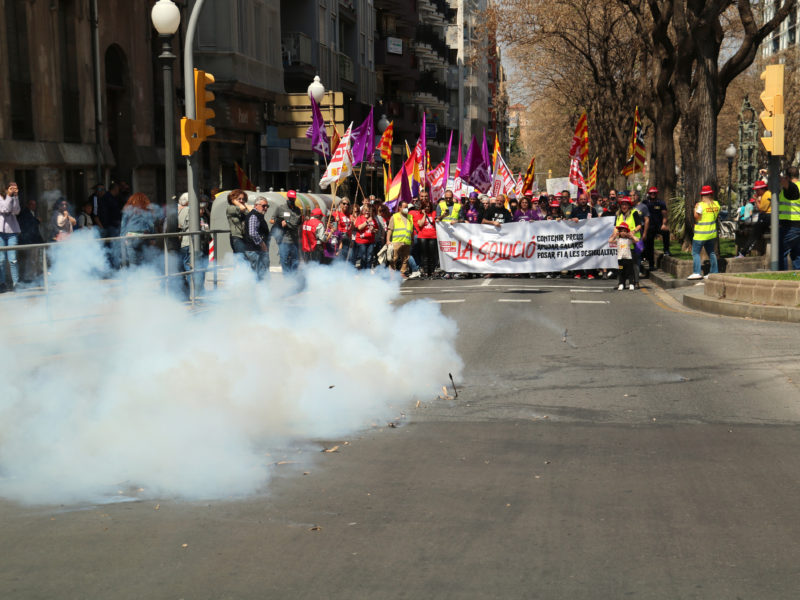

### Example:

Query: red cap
xmin=753 ymin=180 xmax=768 ymax=191
xmin=287 ymin=190 xmax=297 ymax=199
xmin=616 ymin=222 xmax=630 ymax=230
xmin=700 ymin=185 xmax=714 ymax=196
xmin=618 ymin=196 xmax=633 ymax=204
xmin=648 ymin=186 xmax=658 ymax=194
xmin=524 ymin=191 xmax=534 ymax=197
xmin=311 ymin=207 xmax=323 ymax=216
xmin=748 ymin=198 xmax=756 ymax=204
xmin=549 ymin=199 xmax=560 ymax=208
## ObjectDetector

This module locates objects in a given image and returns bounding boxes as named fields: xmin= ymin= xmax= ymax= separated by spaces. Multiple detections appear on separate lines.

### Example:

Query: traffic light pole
xmin=769 ymin=154 xmax=781 ymax=272
xmin=183 ymin=0 xmax=206 ymax=301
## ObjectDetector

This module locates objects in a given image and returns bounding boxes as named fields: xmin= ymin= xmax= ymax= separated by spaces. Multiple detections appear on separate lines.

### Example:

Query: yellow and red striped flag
xmin=568 ymin=111 xmax=588 ymax=164
xmin=234 ymin=161 xmax=257 ymax=191
xmin=378 ymin=121 xmax=393 ymax=162
xmin=587 ymin=158 xmax=598 ymax=191
xmin=492 ymin=134 xmax=501 ymax=170
xmin=520 ymin=156 xmax=536 ymax=194
xmin=621 ymin=106 xmax=646 ymax=177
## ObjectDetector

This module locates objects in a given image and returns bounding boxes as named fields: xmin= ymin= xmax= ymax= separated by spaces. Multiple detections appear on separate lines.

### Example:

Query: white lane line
xmin=571 ymin=300 xmax=610 ymax=304
xmin=430 ymin=299 xmax=466 ymax=304
xmin=498 ymin=298 xmax=531 ymax=303
xmin=570 ymin=289 xmax=605 ymax=293
xmin=481 ymin=278 xmax=492 ymax=286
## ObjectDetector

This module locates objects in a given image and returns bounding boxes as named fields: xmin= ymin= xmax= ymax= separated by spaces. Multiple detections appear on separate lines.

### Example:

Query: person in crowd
xmin=51 ymin=198 xmax=76 ymax=242
xmin=226 ymin=189 xmax=250 ymax=255
xmin=739 ymin=180 xmax=770 ymax=257
xmin=353 ymin=203 xmax=377 ymax=270
xmin=508 ymin=194 xmax=519 ymax=216
xmin=778 ymin=166 xmax=800 ymax=271
xmin=321 ymin=209 xmax=340 ymax=265
xmin=77 ymin=199 xmax=95 ymax=230
xmin=178 ymin=192 xmax=208 ymax=294
xmin=605 ymin=190 xmax=620 ymax=216
xmin=272 ymin=190 xmax=302 ymax=274
xmin=547 ymin=198 xmax=562 ymax=220
xmin=87 ymin=183 xmax=105 ymax=226
xmin=514 ymin=195 xmax=539 ymax=222
xmin=373 ymin=203 xmax=390 ymax=268
xmin=480 ymin=194 xmax=490 ymax=213
xmin=332 ymin=197 xmax=354 ymax=261
xmin=687 ymin=185 xmax=720 ymax=280
xmin=120 ymin=193 xmax=161 ymax=266
xmin=17 ymin=196 xmax=43 ymax=285
xmin=437 ymin=189 xmax=461 ymax=223
xmin=387 ymin=200 xmax=414 ymax=277
xmin=632 ymin=189 xmax=650 ymax=279
xmin=609 ymin=221 xmax=636 ymax=290
xmin=242 ymin=196 xmax=270 ymax=280
xmin=644 ymin=186 xmax=670 ymax=262
xmin=534 ymin=196 xmax=549 ymax=220
xmin=571 ymin=192 xmax=597 ymax=279
xmin=97 ymin=182 xmax=124 ymax=268
xmin=463 ymin=192 xmax=484 ymax=223
xmin=302 ymin=207 xmax=325 ymax=264
xmin=415 ymin=197 xmax=438 ymax=277
xmin=0 ymin=181 xmax=21 ymax=292
xmin=615 ymin=195 xmax=643 ymax=287
xmin=560 ymin=190 xmax=574 ymax=219
xmin=482 ymin=195 xmax=513 ymax=226
xmin=733 ymin=198 xmax=755 ymax=258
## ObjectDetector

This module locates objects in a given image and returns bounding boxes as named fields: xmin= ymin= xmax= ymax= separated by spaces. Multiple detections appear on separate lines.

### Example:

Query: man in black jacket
xmin=243 ymin=197 xmax=270 ymax=280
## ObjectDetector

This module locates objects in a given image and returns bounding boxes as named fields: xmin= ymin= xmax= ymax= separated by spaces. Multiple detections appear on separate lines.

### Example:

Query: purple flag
xmin=400 ymin=156 xmax=414 ymax=208
xmin=463 ymin=135 xmax=492 ymax=193
xmin=350 ymin=107 xmax=375 ymax=167
xmin=306 ymin=96 xmax=330 ymax=158
xmin=443 ymin=130 xmax=453 ymax=192
xmin=481 ymin=128 xmax=490 ymax=167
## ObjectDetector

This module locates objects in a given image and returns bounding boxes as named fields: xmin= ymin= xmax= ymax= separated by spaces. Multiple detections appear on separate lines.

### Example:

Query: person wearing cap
xmin=387 ymin=200 xmax=414 ymax=277
xmin=615 ymin=196 xmax=643 ymax=287
xmin=778 ymin=165 xmax=800 ymax=270
xmin=546 ymin=197 xmax=562 ymax=220
xmin=739 ymin=180 xmax=770 ymax=257
xmin=688 ymin=185 xmax=720 ymax=280
xmin=463 ymin=191 xmax=484 ymax=224
xmin=643 ymin=186 xmax=670 ymax=268
xmin=609 ymin=221 xmax=636 ymax=290
xmin=271 ymin=189 xmax=302 ymax=274
xmin=301 ymin=207 xmax=325 ymax=263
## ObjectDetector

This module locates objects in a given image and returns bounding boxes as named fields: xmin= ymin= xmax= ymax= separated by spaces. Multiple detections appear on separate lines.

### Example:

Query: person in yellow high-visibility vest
xmin=386 ymin=200 xmax=414 ymax=277
xmin=778 ymin=165 xmax=800 ymax=271
xmin=688 ymin=185 xmax=720 ymax=280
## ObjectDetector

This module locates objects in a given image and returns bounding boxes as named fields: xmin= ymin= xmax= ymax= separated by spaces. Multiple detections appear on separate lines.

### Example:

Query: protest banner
xmin=436 ymin=218 xmax=618 ymax=273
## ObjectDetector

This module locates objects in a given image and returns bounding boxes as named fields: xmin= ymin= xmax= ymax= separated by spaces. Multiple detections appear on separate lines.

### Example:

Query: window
xmin=5 ymin=0 xmax=34 ymax=140
xmin=59 ymin=0 xmax=81 ymax=142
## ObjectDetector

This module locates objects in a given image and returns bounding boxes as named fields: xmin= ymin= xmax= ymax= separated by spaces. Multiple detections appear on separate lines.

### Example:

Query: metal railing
xmin=0 ymin=229 xmax=229 ymax=307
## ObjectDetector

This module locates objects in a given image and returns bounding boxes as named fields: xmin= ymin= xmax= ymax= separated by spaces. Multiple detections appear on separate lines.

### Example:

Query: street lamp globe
xmin=378 ymin=114 xmax=390 ymax=133
xmin=308 ymin=76 xmax=325 ymax=103
xmin=725 ymin=142 xmax=736 ymax=162
xmin=151 ymin=0 xmax=181 ymax=35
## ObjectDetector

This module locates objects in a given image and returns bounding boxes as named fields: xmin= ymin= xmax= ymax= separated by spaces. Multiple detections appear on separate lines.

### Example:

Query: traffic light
xmin=180 ymin=68 xmax=215 ymax=156
xmin=760 ymin=64 xmax=785 ymax=156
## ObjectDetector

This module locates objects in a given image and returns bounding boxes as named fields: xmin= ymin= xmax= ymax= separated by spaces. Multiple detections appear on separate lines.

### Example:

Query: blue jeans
xmin=181 ymin=246 xmax=205 ymax=292
xmin=279 ymin=241 xmax=299 ymax=273
xmin=692 ymin=238 xmax=718 ymax=275
xmin=778 ymin=225 xmax=800 ymax=271
xmin=0 ymin=232 xmax=19 ymax=288
xmin=353 ymin=242 xmax=373 ymax=269
xmin=243 ymin=249 xmax=270 ymax=280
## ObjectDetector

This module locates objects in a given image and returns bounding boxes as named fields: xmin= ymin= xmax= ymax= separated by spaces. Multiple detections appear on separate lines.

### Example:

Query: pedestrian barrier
xmin=0 ymin=229 xmax=229 ymax=306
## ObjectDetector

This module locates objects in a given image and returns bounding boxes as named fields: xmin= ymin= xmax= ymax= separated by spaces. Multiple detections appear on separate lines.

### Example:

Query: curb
xmin=682 ymin=288 xmax=800 ymax=323
xmin=648 ymin=269 xmax=697 ymax=290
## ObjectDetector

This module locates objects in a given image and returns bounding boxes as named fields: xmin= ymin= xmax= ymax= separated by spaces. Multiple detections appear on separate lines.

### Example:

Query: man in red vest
xmin=302 ymin=207 xmax=325 ymax=263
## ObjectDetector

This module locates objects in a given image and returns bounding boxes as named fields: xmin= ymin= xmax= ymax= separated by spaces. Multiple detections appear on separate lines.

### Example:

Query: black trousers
xmin=419 ymin=237 xmax=438 ymax=275
xmin=618 ymin=258 xmax=634 ymax=286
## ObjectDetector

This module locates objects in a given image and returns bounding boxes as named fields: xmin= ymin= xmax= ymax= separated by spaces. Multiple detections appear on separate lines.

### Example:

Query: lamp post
xmin=151 ymin=0 xmax=181 ymax=227
xmin=725 ymin=142 xmax=736 ymax=217
xmin=308 ymin=76 xmax=325 ymax=192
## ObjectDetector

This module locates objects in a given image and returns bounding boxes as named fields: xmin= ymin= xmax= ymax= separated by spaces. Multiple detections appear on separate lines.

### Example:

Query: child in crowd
xmin=609 ymin=222 xmax=635 ymax=290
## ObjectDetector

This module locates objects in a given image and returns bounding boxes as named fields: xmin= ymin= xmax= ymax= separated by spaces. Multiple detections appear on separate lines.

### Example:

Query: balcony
xmin=282 ymin=32 xmax=313 ymax=67
xmin=338 ymin=52 xmax=355 ymax=83
xmin=416 ymin=24 xmax=451 ymax=64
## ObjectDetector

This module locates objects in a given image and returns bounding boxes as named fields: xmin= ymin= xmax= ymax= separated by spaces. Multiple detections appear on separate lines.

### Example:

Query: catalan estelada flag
xmin=587 ymin=158 xmax=598 ymax=191
xmin=234 ymin=161 xmax=256 ymax=191
xmin=492 ymin=134 xmax=500 ymax=170
xmin=520 ymin=156 xmax=536 ymax=195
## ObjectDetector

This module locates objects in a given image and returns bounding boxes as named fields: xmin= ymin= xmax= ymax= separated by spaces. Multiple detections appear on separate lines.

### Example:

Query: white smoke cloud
xmin=0 ymin=235 xmax=462 ymax=505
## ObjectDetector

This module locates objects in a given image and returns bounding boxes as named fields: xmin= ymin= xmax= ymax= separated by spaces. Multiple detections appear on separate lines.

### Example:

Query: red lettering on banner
xmin=447 ymin=234 xmax=540 ymax=264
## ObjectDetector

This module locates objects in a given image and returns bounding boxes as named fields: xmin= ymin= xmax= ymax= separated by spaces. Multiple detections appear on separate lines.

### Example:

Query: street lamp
xmin=151 ymin=0 xmax=180 ymax=228
xmin=308 ymin=76 xmax=325 ymax=192
xmin=725 ymin=142 xmax=736 ymax=217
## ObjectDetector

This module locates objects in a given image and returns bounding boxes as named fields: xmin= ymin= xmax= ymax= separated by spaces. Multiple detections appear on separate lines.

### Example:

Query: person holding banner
xmin=415 ymin=198 xmax=439 ymax=277
xmin=614 ymin=196 xmax=643 ymax=287
xmin=547 ymin=198 xmax=563 ymax=220
xmin=464 ymin=192 xmax=484 ymax=224
xmin=437 ymin=190 xmax=462 ymax=223
xmin=513 ymin=196 xmax=539 ymax=222
xmin=482 ymin=196 xmax=512 ymax=227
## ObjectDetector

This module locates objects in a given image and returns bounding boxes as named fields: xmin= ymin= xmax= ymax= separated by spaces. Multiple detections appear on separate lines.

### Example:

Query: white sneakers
xmin=408 ymin=271 xmax=421 ymax=279
xmin=617 ymin=284 xmax=624 ymax=291
xmin=687 ymin=273 xmax=703 ymax=280
xmin=629 ymin=284 xmax=635 ymax=291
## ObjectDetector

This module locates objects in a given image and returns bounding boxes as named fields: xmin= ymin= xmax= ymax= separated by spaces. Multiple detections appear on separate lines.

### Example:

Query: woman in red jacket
xmin=416 ymin=198 xmax=438 ymax=278
xmin=353 ymin=204 xmax=377 ymax=270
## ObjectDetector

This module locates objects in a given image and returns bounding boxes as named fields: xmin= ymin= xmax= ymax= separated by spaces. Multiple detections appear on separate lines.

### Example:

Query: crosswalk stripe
xmin=571 ymin=300 xmax=609 ymax=304
xmin=498 ymin=299 xmax=531 ymax=303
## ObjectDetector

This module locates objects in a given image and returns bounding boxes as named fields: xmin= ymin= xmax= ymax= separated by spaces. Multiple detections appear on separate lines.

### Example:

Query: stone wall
xmin=704 ymin=273 xmax=800 ymax=307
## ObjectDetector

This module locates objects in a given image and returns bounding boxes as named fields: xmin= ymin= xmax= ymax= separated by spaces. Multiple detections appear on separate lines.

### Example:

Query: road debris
xmin=322 ymin=445 xmax=340 ymax=453
xmin=449 ymin=372 xmax=459 ymax=398
xmin=309 ymin=526 xmax=322 ymax=531
xmin=154 ymin=504 xmax=160 ymax=511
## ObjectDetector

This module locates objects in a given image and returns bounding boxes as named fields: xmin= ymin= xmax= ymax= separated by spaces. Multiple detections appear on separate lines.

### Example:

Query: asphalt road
xmin=3 ymin=277 xmax=800 ymax=599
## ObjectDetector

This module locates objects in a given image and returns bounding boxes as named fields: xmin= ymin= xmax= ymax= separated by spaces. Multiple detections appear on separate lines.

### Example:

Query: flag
xmin=463 ymin=135 xmax=492 ymax=193
xmin=621 ymin=106 xmax=646 ymax=177
xmin=569 ymin=157 xmax=586 ymax=192
xmin=234 ymin=161 xmax=256 ymax=191
xmin=427 ymin=161 xmax=447 ymax=202
xmin=490 ymin=151 xmax=516 ymax=198
xmin=568 ymin=111 xmax=589 ymax=164
xmin=587 ymin=158 xmax=598 ymax=191
xmin=383 ymin=163 xmax=390 ymax=198
xmin=378 ymin=121 xmax=393 ymax=162
xmin=399 ymin=156 xmax=413 ymax=209
xmin=386 ymin=152 xmax=419 ymax=204
xmin=492 ymin=134 xmax=500 ymax=170
xmin=520 ymin=156 xmax=536 ymax=194
xmin=319 ymin=122 xmax=354 ymax=189
xmin=405 ymin=140 xmax=412 ymax=159
xmin=514 ymin=172 xmax=524 ymax=197
xmin=330 ymin=123 xmax=341 ymax=159
xmin=306 ymin=96 xmax=331 ymax=158
xmin=451 ymin=133 xmax=463 ymax=195
xmin=481 ymin=129 xmax=490 ymax=169
xmin=442 ymin=130 xmax=453 ymax=197
xmin=350 ymin=107 xmax=375 ymax=166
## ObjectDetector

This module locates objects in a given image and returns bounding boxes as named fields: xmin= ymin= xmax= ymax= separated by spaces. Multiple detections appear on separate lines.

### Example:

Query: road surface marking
xmin=570 ymin=289 xmax=605 ymax=293
xmin=570 ymin=299 xmax=609 ymax=304
xmin=481 ymin=278 xmax=492 ymax=286
xmin=498 ymin=298 xmax=531 ymax=303
xmin=430 ymin=299 xmax=466 ymax=304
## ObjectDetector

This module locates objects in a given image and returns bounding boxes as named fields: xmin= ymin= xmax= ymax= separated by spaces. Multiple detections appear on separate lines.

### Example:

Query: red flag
xmin=234 ymin=161 xmax=256 ymax=191
xmin=520 ymin=156 xmax=536 ymax=194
